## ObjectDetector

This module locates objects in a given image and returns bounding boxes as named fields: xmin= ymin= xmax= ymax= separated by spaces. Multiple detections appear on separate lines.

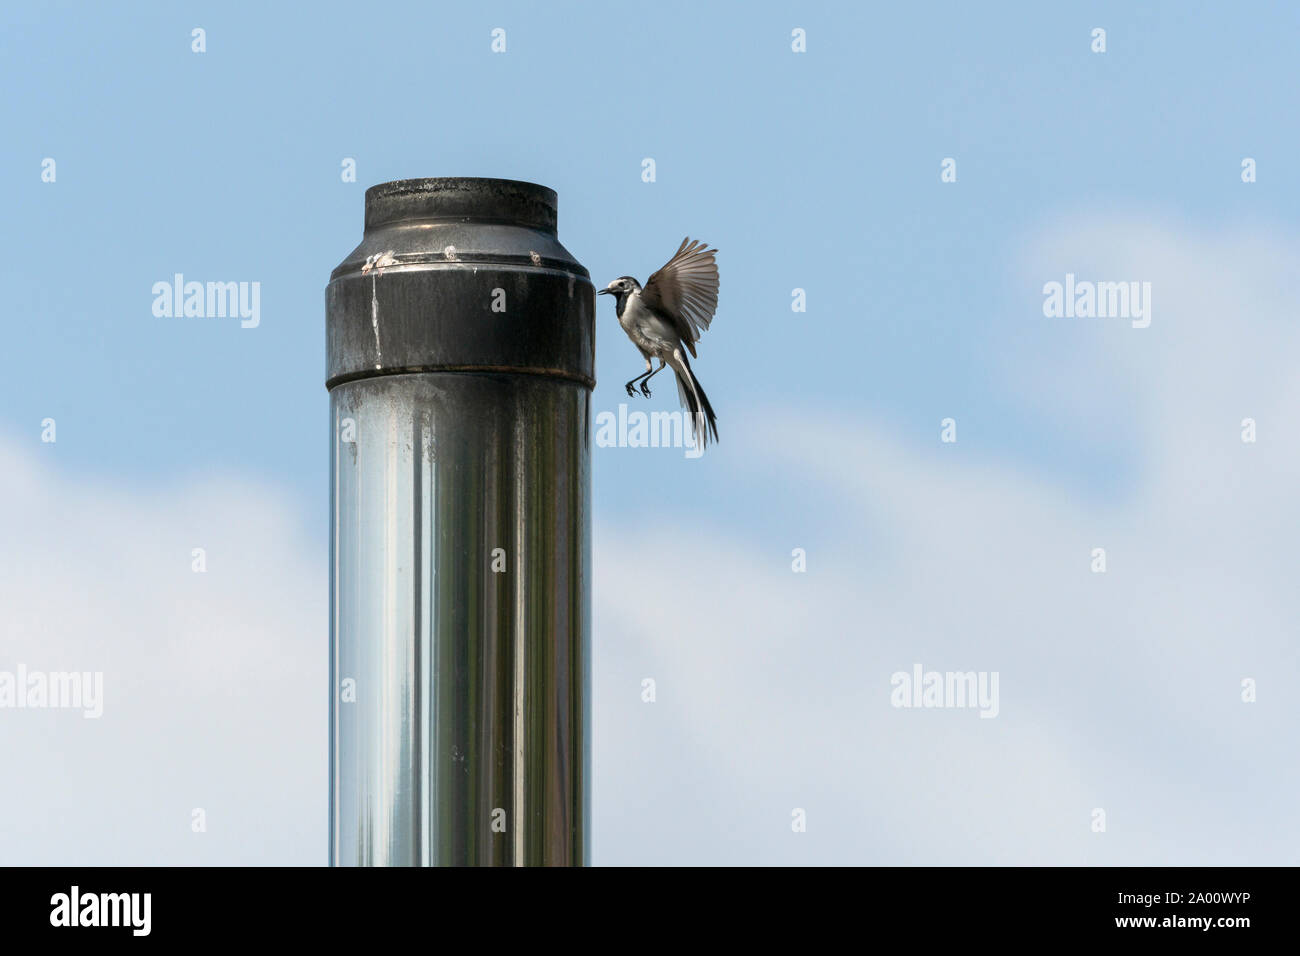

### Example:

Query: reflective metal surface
xmin=327 ymin=179 xmax=592 ymax=866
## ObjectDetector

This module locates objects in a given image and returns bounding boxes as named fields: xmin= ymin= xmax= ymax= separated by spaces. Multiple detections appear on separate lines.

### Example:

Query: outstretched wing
xmin=640 ymin=237 xmax=719 ymax=358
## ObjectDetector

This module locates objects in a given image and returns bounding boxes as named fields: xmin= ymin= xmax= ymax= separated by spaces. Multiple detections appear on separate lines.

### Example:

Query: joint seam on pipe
xmin=326 ymin=365 xmax=596 ymax=391
xmin=329 ymin=258 xmax=594 ymax=283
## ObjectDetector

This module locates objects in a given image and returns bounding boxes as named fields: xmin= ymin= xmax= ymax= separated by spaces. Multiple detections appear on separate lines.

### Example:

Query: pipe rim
xmin=364 ymin=177 xmax=559 ymax=233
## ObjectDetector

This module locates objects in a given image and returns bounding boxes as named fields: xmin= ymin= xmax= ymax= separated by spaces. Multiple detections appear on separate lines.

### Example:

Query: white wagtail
xmin=598 ymin=238 xmax=720 ymax=447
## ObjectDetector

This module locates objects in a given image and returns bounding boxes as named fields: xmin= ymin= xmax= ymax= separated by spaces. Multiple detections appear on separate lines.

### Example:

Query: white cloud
xmin=0 ymin=442 xmax=326 ymax=865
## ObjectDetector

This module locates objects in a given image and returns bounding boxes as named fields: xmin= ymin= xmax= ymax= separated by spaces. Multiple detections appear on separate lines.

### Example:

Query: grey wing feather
xmin=640 ymin=237 xmax=719 ymax=357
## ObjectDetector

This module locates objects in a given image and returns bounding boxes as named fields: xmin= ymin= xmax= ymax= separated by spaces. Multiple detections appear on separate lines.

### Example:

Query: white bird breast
xmin=620 ymin=293 xmax=677 ymax=356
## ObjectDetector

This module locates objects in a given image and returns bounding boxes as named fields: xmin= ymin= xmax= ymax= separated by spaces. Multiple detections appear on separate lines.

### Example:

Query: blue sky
xmin=2 ymin=2 xmax=1298 ymax=864
xmin=8 ymin=0 xmax=1295 ymax=515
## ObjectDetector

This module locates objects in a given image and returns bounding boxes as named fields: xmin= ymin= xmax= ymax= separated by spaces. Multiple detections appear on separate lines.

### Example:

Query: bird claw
xmin=639 ymin=382 xmax=652 ymax=398
xmin=625 ymin=383 xmax=636 ymax=397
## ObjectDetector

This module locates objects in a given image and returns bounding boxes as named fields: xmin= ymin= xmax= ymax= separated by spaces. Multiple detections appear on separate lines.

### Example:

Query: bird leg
xmin=625 ymin=358 xmax=655 ymax=397
xmin=638 ymin=361 xmax=666 ymax=397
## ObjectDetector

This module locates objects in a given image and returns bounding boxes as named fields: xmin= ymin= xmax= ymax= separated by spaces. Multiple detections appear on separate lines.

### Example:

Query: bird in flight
xmin=599 ymin=238 xmax=720 ymax=448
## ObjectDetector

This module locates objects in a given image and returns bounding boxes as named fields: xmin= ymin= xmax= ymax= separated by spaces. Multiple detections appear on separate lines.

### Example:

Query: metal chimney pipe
xmin=326 ymin=178 xmax=593 ymax=866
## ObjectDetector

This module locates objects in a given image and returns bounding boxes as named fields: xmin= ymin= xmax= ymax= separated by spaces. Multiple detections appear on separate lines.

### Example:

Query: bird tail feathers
xmin=675 ymin=357 xmax=718 ymax=449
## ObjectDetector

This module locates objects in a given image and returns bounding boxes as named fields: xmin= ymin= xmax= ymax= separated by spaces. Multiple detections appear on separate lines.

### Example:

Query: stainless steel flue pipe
xmin=326 ymin=178 xmax=593 ymax=866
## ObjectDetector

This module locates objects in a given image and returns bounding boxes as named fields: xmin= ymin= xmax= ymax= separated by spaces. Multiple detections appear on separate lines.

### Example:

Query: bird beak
xmin=597 ymin=288 xmax=610 ymax=295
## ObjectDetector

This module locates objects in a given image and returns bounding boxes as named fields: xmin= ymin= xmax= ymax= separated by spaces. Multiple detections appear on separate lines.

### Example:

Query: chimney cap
xmin=364 ymin=178 xmax=558 ymax=234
